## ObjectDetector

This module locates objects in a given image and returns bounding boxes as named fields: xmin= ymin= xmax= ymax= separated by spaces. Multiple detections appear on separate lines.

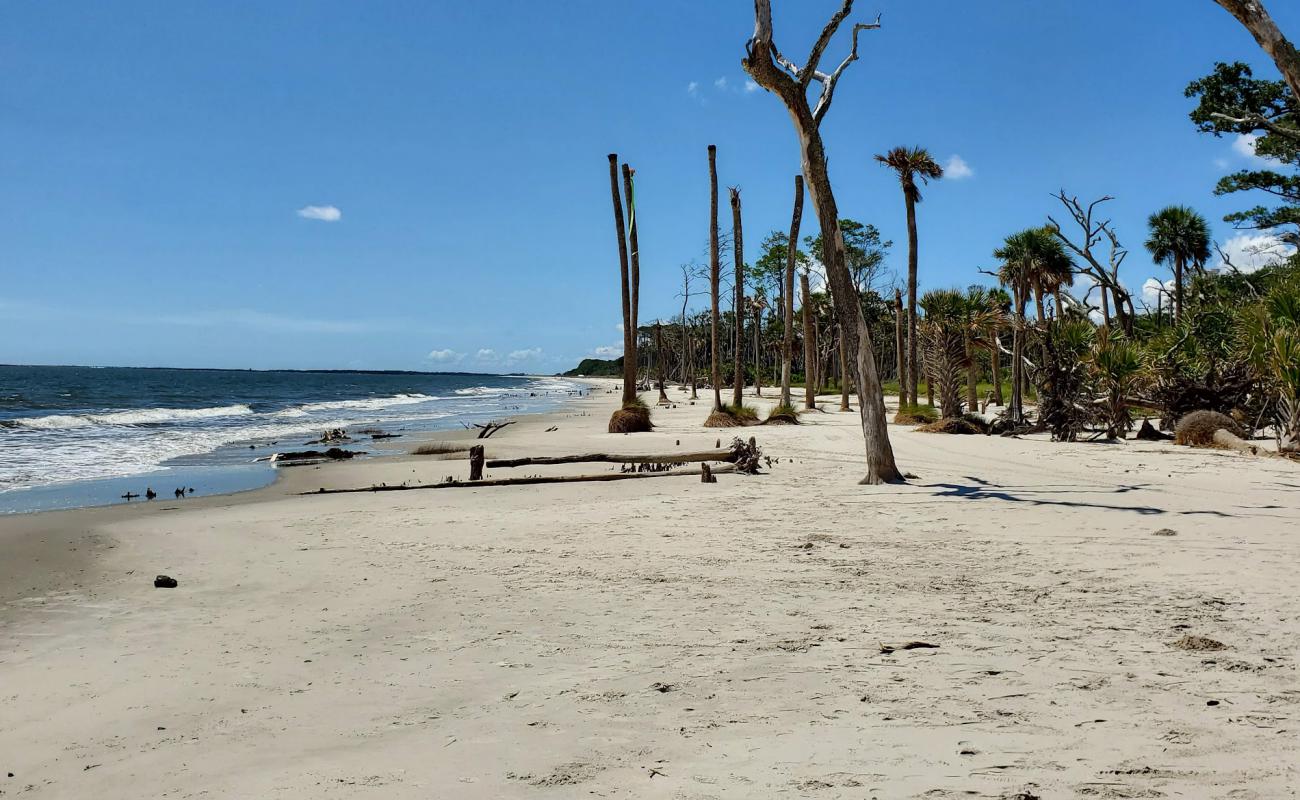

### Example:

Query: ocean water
xmin=0 ymin=366 xmax=583 ymax=513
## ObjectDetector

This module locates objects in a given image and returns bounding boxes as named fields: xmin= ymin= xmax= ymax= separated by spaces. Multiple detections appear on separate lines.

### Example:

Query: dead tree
xmin=708 ymin=145 xmax=723 ymax=411
xmin=800 ymin=270 xmax=816 ymax=409
xmin=729 ymin=187 xmax=746 ymax=407
xmin=654 ymin=320 xmax=669 ymax=403
xmin=622 ymin=164 xmax=642 ymax=385
xmin=780 ymin=174 xmax=804 ymax=408
xmin=1212 ymin=0 xmax=1300 ymax=110
xmin=469 ymin=445 xmax=485 ymax=481
xmin=679 ymin=263 xmax=699 ymax=398
xmin=743 ymin=0 xmax=902 ymax=482
xmin=1047 ymin=192 xmax=1136 ymax=335
xmin=608 ymin=154 xmax=635 ymax=405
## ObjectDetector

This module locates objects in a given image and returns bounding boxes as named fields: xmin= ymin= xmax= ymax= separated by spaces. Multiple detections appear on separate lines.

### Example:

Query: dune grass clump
xmin=413 ymin=441 xmax=471 ymax=456
xmin=609 ymin=397 xmax=653 ymax=433
xmin=1173 ymin=410 xmax=1245 ymax=448
xmin=705 ymin=403 xmax=759 ymax=428
xmin=893 ymin=404 xmax=938 ymax=425
xmin=763 ymin=402 xmax=801 ymax=425
xmin=916 ymin=416 xmax=982 ymax=435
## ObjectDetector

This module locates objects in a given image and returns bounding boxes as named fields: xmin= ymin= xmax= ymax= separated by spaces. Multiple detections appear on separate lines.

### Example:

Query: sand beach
xmin=2 ymin=380 xmax=1297 ymax=798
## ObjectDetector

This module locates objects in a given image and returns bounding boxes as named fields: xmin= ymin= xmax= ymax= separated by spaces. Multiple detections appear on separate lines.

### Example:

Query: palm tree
xmin=1145 ymin=206 xmax=1211 ymax=323
xmin=995 ymin=228 xmax=1061 ymax=421
xmin=875 ymin=146 xmax=943 ymax=409
xmin=918 ymin=289 xmax=972 ymax=419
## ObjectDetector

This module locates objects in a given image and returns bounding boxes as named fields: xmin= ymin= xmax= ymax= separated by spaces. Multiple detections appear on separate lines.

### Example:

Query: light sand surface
xmin=2 ymin=380 xmax=1298 ymax=798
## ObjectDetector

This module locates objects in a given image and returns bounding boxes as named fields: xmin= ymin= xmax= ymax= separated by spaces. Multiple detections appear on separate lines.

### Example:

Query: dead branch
xmin=302 ymin=463 xmax=740 ymax=495
xmin=487 ymin=448 xmax=734 ymax=468
xmin=474 ymin=420 xmax=516 ymax=439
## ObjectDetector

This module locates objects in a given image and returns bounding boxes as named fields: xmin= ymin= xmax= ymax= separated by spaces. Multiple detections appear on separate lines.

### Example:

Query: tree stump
xmin=469 ymin=445 xmax=485 ymax=481
xmin=701 ymin=463 xmax=717 ymax=483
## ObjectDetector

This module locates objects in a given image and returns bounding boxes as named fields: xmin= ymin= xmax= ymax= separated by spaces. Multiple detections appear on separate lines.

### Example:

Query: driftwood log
xmin=1212 ymin=429 xmax=1289 ymax=459
xmin=485 ymin=436 xmax=762 ymax=473
xmin=303 ymin=463 xmax=739 ymax=495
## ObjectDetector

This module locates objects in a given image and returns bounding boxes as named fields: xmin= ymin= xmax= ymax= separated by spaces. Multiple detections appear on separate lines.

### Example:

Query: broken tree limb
xmin=1212 ymin=429 xmax=1289 ymax=459
xmin=486 ymin=448 xmax=733 ymax=469
xmin=474 ymin=420 xmax=516 ymax=439
xmin=302 ymin=463 xmax=740 ymax=495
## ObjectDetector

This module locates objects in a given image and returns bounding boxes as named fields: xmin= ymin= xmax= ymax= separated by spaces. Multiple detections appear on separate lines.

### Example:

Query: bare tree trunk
xmin=1100 ymin=283 xmax=1110 ymax=326
xmin=622 ymin=164 xmax=642 ymax=398
xmin=730 ymin=188 xmax=746 ymax=407
xmin=1011 ymin=290 xmax=1024 ymax=422
xmin=990 ymin=342 xmax=1003 ymax=406
xmin=800 ymin=271 xmax=816 ymax=409
xmin=743 ymin=0 xmax=903 ymax=482
xmin=607 ymin=154 xmax=634 ymax=406
xmin=708 ymin=145 xmax=722 ymax=411
xmin=1053 ymin=288 xmax=1063 ymax=319
xmin=893 ymin=288 xmax=905 ymax=406
xmin=904 ymin=192 xmax=919 ymax=412
xmin=654 ymin=321 xmax=669 ymax=404
xmin=1174 ymin=254 xmax=1185 ymax=323
xmin=965 ymin=331 xmax=978 ymax=411
xmin=838 ymin=329 xmax=850 ymax=411
xmin=781 ymin=175 xmax=803 ymax=408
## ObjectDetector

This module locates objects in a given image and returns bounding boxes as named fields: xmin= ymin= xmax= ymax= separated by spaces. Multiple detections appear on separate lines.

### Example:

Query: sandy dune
xmin=2 ymin=382 xmax=1297 ymax=798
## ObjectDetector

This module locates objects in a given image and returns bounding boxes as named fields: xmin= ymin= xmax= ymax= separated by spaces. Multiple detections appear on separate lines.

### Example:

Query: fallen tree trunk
xmin=1212 ymin=429 xmax=1289 ymax=459
xmin=302 ymin=463 xmax=738 ymax=495
xmin=486 ymin=448 xmax=734 ymax=468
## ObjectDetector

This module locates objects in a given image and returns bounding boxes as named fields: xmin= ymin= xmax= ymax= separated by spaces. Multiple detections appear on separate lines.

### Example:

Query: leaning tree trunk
xmin=607 ymin=154 xmax=634 ymax=406
xmin=800 ymin=271 xmax=816 ymax=409
xmin=730 ymin=188 xmax=745 ymax=407
xmin=780 ymin=175 xmax=803 ymax=408
xmin=838 ymin=328 xmax=850 ymax=411
xmin=904 ymin=191 xmax=919 ymax=413
xmin=894 ymin=288 xmax=906 ymax=407
xmin=1213 ymin=0 xmax=1300 ymax=102
xmin=708 ymin=145 xmax=722 ymax=411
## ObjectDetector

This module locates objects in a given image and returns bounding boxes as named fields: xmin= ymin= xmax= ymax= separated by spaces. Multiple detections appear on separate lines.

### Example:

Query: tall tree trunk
xmin=838 ymin=329 xmax=850 ymax=411
xmin=893 ymin=288 xmax=905 ymax=407
xmin=1011 ymin=289 xmax=1024 ymax=422
xmin=1053 ymin=288 xmax=1063 ymax=319
xmin=607 ymin=154 xmax=634 ymax=406
xmin=1034 ymin=286 xmax=1047 ymax=323
xmin=1174 ymin=255 xmax=1185 ymax=323
xmin=653 ymin=321 xmax=669 ymax=403
xmin=753 ymin=306 xmax=762 ymax=396
xmin=730 ymin=188 xmax=745 ymax=407
xmin=904 ymin=190 xmax=919 ymax=413
xmin=990 ymin=341 xmax=1003 ymax=406
xmin=965 ymin=331 xmax=978 ymax=411
xmin=800 ymin=271 xmax=816 ymax=409
xmin=781 ymin=175 xmax=803 ymax=408
xmin=622 ymin=164 xmax=642 ymax=397
xmin=1100 ymin=283 xmax=1110 ymax=326
xmin=708 ymin=145 xmax=722 ymax=411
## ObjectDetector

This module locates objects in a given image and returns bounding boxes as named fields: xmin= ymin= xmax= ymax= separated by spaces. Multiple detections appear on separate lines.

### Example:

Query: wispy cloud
xmin=297 ymin=204 xmax=342 ymax=222
xmin=593 ymin=344 xmax=622 ymax=357
xmin=686 ymin=81 xmax=699 ymax=97
xmin=426 ymin=348 xmax=463 ymax=363
xmin=507 ymin=347 xmax=543 ymax=363
xmin=714 ymin=76 xmax=728 ymax=90
xmin=744 ymin=79 xmax=760 ymax=93
xmin=944 ymin=155 xmax=974 ymax=180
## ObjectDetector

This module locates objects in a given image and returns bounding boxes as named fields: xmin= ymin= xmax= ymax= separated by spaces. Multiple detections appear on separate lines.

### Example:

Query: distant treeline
xmin=565 ymin=357 xmax=624 ymax=377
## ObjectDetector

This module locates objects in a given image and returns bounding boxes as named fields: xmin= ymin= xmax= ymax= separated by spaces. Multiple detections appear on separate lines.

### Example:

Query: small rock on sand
xmin=1172 ymin=634 xmax=1226 ymax=651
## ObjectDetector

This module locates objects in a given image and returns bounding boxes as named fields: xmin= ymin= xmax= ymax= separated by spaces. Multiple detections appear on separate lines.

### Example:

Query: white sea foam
xmin=273 ymin=393 xmax=438 ymax=417
xmin=7 ymin=404 xmax=254 ymax=430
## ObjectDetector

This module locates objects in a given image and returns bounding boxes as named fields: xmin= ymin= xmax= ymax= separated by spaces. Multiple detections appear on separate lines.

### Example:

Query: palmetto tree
xmin=918 ymin=289 xmax=973 ymax=418
xmin=995 ymin=227 xmax=1065 ymax=421
xmin=875 ymin=146 xmax=943 ymax=409
xmin=1145 ymin=206 xmax=1211 ymax=323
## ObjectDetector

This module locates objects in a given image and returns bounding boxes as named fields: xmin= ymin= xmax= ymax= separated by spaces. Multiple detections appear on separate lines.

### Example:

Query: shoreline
xmin=2 ymin=381 xmax=1297 ymax=797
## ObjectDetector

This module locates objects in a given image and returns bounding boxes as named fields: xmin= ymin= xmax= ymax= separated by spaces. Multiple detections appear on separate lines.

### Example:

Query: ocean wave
xmin=273 ymin=393 xmax=438 ymax=417
xmin=4 ymin=404 xmax=255 ymax=430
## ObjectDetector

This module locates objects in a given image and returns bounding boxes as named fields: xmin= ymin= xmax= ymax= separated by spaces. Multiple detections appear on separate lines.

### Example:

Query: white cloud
xmin=1214 ymin=157 xmax=1231 ymax=170
xmin=1231 ymin=133 xmax=1283 ymax=167
xmin=686 ymin=81 xmax=699 ymax=96
xmin=615 ymin=322 xmax=624 ymax=333
xmin=1215 ymin=232 xmax=1296 ymax=273
xmin=474 ymin=348 xmax=497 ymax=361
xmin=426 ymin=348 xmax=463 ymax=363
xmin=296 ymin=204 xmax=342 ymax=222
xmin=744 ymin=79 xmax=760 ymax=94
xmin=507 ymin=347 xmax=543 ymax=363
xmin=714 ymin=76 xmax=728 ymax=90
xmin=593 ymin=345 xmax=622 ymax=357
xmin=943 ymin=155 xmax=974 ymax=180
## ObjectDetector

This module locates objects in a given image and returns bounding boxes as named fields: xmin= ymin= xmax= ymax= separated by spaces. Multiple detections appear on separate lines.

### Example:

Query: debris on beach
xmin=271 ymin=448 xmax=362 ymax=467
xmin=154 ymin=575 xmax=178 ymax=588
xmin=1153 ymin=528 xmax=1178 ymax=536
xmin=879 ymin=641 xmax=939 ymax=654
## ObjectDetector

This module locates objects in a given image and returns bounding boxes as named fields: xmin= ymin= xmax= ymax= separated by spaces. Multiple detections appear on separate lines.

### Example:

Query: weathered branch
xmin=1212 ymin=0 xmax=1300 ymax=102
xmin=486 ymin=448 xmax=735 ymax=469
xmin=812 ymin=18 xmax=881 ymax=123
xmin=803 ymin=0 xmax=856 ymax=87
xmin=303 ymin=463 xmax=741 ymax=495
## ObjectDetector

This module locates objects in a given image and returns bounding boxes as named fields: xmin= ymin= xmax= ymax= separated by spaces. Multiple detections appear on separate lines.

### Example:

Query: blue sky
xmin=2 ymin=1 xmax=1297 ymax=372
